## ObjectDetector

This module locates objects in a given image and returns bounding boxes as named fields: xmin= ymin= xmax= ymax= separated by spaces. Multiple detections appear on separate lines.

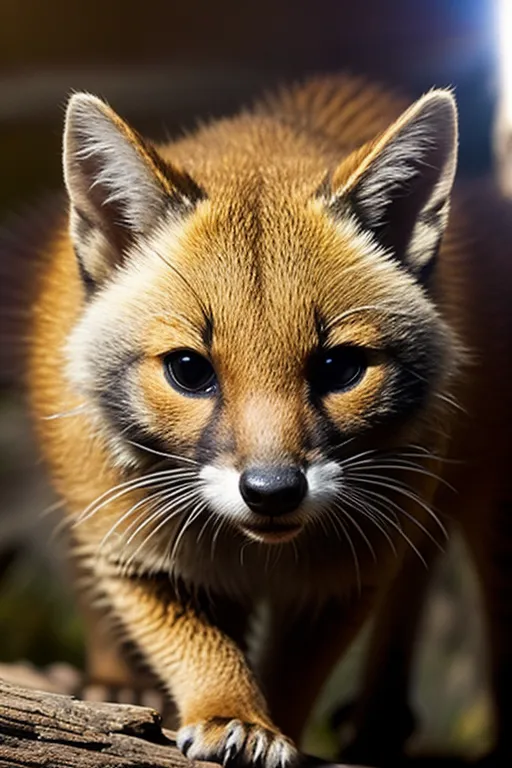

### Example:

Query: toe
xmin=177 ymin=718 xmax=298 ymax=768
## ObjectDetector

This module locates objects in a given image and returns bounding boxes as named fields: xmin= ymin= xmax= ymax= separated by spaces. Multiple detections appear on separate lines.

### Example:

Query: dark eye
xmin=164 ymin=350 xmax=217 ymax=396
xmin=308 ymin=345 xmax=368 ymax=396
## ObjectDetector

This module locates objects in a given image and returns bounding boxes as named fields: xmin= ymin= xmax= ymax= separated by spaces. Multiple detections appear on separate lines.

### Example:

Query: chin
xmin=240 ymin=520 xmax=304 ymax=544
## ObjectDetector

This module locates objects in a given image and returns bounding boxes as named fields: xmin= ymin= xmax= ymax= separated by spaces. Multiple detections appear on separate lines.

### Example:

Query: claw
xmin=176 ymin=725 xmax=196 ymax=757
xmin=176 ymin=718 xmax=298 ymax=768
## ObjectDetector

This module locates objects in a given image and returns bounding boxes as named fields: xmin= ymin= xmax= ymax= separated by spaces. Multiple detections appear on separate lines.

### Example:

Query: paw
xmin=177 ymin=717 xmax=298 ymax=767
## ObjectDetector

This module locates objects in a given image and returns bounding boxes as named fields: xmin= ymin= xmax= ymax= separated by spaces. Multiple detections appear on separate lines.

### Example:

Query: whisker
xmin=122 ymin=489 xmax=204 ymax=573
xmin=347 ymin=473 xmax=448 ymax=539
xmin=124 ymin=484 xmax=202 ymax=551
xmin=98 ymin=485 xmax=183 ymax=552
xmin=336 ymin=446 xmax=381 ymax=466
xmin=332 ymin=442 xmax=459 ymax=468
xmin=211 ymin=515 xmax=229 ymax=561
xmin=168 ymin=498 xmax=208 ymax=565
xmin=396 ymin=362 xmax=467 ymax=416
xmin=74 ymin=468 xmax=197 ymax=527
xmin=344 ymin=460 xmax=456 ymax=492
xmin=331 ymin=498 xmax=377 ymax=562
xmin=126 ymin=440 xmax=200 ymax=466
xmin=350 ymin=482 xmax=444 ymax=555
xmin=40 ymin=498 xmax=67 ymax=518
xmin=402 ymin=445 xmax=463 ymax=465
xmin=197 ymin=509 xmax=216 ymax=546
xmin=324 ymin=506 xmax=361 ymax=594
xmin=48 ymin=514 xmax=74 ymax=546
xmin=432 ymin=390 xmax=467 ymax=414
xmin=42 ymin=403 xmax=90 ymax=421
xmin=340 ymin=488 xmax=397 ymax=556
xmin=240 ymin=538 xmax=251 ymax=567
xmin=345 ymin=484 xmax=428 ymax=566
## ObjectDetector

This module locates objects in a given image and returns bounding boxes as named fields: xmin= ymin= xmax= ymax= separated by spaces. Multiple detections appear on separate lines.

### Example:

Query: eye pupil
xmin=164 ymin=350 xmax=217 ymax=396
xmin=309 ymin=345 xmax=367 ymax=396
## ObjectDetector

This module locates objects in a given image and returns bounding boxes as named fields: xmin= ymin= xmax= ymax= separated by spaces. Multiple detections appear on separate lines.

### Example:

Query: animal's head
xmin=64 ymin=86 xmax=459 ymax=548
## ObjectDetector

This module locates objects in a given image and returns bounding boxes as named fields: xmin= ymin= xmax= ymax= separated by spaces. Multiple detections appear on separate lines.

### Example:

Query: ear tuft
xmin=328 ymin=89 xmax=458 ymax=276
xmin=64 ymin=93 xmax=171 ymax=234
xmin=63 ymin=92 xmax=204 ymax=287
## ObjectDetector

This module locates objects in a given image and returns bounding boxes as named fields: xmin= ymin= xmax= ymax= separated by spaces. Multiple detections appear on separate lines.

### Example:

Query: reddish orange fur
xmin=21 ymin=76 xmax=512 ymax=763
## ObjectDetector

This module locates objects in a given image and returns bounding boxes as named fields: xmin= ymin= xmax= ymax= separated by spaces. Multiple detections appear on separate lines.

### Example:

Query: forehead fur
xmin=150 ymin=112 xmax=439 ymax=325
xmin=67 ymin=101 xmax=453 ymax=375
xmin=68 ymin=178 xmax=441 ymax=394
xmin=65 ymin=103 xmax=459 ymax=471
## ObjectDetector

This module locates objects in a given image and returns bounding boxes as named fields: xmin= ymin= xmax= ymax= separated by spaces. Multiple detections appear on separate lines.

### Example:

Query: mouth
xmin=240 ymin=519 xmax=303 ymax=544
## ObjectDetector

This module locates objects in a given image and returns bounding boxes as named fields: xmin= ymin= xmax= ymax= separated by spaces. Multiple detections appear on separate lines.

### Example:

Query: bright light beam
xmin=495 ymin=0 xmax=512 ymax=194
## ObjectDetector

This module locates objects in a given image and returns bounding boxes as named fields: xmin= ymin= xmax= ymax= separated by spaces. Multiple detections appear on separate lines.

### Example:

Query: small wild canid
xmin=6 ymin=75 xmax=512 ymax=765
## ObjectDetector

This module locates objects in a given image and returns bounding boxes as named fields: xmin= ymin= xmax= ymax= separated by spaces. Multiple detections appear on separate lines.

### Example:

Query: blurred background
xmin=0 ymin=0 xmax=508 ymax=761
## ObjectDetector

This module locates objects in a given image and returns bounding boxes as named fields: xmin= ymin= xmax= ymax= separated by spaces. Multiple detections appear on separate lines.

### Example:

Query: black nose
xmin=239 ymin=466 xmax=308 ymax=516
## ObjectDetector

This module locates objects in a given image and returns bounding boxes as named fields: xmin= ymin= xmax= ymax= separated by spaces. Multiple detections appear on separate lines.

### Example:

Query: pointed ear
xmin=327 ymin=90 xmax=458 ymax=277
xmin=63 ymin=93 xmax=204 ymax=287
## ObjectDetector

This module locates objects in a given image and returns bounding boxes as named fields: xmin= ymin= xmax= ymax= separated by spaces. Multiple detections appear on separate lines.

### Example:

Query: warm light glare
xmin=497 ymin=0 xmax=512 ymax=122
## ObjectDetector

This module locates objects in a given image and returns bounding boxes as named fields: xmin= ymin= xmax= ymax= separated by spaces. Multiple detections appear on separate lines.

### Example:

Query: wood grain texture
xmin=0 ymin=677 xmax=187 ymax=767
xmin=0 ymin=677 xmax=359 ymax=768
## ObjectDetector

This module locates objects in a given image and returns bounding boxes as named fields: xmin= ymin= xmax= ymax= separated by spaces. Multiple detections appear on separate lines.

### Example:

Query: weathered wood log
xmin=0 ymin=677 xmax=355 ymax=768
xmin=0 ymin=677 xmax=192 ymax=767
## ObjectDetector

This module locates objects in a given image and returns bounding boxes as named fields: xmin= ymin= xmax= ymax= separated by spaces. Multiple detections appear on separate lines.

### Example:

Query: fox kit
xmin=15 ymin=75 xmax=512 ymax=765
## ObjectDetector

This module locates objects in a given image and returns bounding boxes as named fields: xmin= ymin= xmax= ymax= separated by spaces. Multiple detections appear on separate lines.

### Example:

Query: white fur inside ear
xmin=353 ymin=92 xmax=457 ymax=229
xmin=337 ymin=90 xmax=458 ymax=272
xmin=63 ymin=93 xmax=166 ymax=234
xmin=355 ymin=121 xmax=436 ymax=229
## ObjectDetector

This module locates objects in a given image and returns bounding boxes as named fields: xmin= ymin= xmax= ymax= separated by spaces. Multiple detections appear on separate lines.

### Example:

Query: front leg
xmin=95 ymin=565 xmax=298 ymax=768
